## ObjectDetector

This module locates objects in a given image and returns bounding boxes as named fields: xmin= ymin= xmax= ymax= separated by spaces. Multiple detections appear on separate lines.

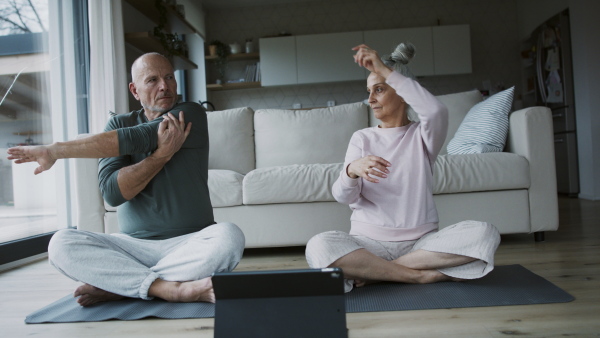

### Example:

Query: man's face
xmin=130 ymin=55 xmax=178 ymax=116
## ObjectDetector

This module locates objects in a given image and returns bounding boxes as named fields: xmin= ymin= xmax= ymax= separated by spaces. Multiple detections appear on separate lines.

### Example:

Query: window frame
xmin=0 ymin=0 xmax=90 ymax=266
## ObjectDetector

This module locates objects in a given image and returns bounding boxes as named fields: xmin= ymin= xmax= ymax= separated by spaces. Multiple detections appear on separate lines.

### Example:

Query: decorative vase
xmin=208 ymin=45 xmax=217 ymax=57
xmin=229 ymin=42 xmax=241 ymax=54
xmin=245 ymin=41 xmax=254 ymax=53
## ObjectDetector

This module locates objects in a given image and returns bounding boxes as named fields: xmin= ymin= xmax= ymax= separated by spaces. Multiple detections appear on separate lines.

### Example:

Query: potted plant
xmin=209 ymin=40 xmax=230 ymax=84
xmin=153 ymin=1 xmax=187 ymax=58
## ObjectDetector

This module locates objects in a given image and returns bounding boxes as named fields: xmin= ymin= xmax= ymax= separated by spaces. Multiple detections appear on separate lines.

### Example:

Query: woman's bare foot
xmin=417 ymin=270 xmax=465 ymax=284
xmin=150 ymin=277 xmax=215 ymax=303
xmin=73 ymin=284 xmax=125 ymax=307
xmin=354 ymin=279 xmax=378 ymax=288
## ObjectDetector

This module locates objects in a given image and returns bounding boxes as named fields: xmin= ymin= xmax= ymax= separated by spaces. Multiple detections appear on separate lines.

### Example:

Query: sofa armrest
xmin=506 ymin=107 xmax=558 ymax=232
xmin=73 ymin=134 xmax=106 ymax=232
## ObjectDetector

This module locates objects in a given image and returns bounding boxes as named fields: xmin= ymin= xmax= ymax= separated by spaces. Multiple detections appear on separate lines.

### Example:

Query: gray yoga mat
xmin=25 ymin=265 xmax=574 ymax=324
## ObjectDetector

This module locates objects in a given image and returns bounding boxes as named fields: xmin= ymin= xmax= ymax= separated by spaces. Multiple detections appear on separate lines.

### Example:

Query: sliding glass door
xmin=0 ymin=0 xmax=88 ymax=264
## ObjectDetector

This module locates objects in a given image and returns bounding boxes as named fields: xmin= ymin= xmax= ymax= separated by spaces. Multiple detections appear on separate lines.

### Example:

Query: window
xmin=0 ymin=0 xmax=88 ymax=265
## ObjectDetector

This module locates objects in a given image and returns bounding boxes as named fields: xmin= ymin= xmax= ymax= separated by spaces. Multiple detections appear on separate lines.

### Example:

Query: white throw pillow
xmin=254 ymin=102 xmax=368 ymax=168
xmin=207 ymin=107 xmax=255 ymax=174
xmin=446 ymin=87 xmax=514 ymax=154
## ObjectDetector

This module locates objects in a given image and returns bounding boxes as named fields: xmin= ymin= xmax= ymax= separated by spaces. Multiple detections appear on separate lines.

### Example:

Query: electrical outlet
xmin=293 ymin=103 xmax=302 ymax=109
xmin=327 ymin=100 xmax=335 ymax=107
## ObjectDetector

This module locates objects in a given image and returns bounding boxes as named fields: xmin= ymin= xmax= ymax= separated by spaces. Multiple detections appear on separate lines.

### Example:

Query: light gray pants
xmin=306 ymin=220 xmax=500 ymax=292
xmin=48 ymin=222 xmax=245 ymax=300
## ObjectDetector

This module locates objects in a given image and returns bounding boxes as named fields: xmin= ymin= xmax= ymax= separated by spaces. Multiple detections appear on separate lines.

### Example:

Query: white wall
xmin=569 ymin=0 xmax=600 ymax=200
xmin=516 ymin=0 xmax=568 ymax=39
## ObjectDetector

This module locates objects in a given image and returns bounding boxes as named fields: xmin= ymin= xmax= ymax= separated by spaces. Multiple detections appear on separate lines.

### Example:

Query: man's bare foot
xmin=150 ymin=277 xmax=215 ymax=303
xmin=73 ymin=284 xmax=125 ymax=307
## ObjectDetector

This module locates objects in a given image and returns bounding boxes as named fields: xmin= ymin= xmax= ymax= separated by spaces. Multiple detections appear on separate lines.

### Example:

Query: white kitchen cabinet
xmin=432 ymin=25 xmax=472 ymax=75
xmin=364 ymin=27 xmax=434 ymax=76
xmin=259 ymin=36 xmax=297 ymax=87
xmin=258 ymin=25 xmax=471 ymax=87
xmin=296 ymin=31 xmax=366 ymax=84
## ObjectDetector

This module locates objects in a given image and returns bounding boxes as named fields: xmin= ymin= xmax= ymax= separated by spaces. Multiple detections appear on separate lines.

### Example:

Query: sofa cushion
xmin=254 ymin=102 xmax=368 ymax=168
xmin=208 ymin=170 xmax=244 ymax=207
xmin=243 ymin=163 xmax=343 ymax=205
xmin=433 ymin=152 xmax=529 ymax=194
xmin=207 ymin=107 xmax=255 ymax=174
xmin=447 ymin=87 xmax=514 ymax=154
xmin=369 ymin=89 xmax=483 ymax=155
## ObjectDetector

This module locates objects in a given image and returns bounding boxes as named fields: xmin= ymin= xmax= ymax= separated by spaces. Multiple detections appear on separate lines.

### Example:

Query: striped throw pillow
xmin=446 ymin=87 xmax=514 ymax=154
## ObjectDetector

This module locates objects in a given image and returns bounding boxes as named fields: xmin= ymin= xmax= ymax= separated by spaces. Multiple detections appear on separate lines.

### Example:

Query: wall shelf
xmin=124 ymin=0 xmax=203 ymax=39
xmin=206 ymin=53 xmax=260 ymax=91
xmin=125 ymin=32 xmax=198 ymax=70
xmin=207 ymin=82 xmax=261 ymax=91
xmin=205 ymin=52 xmax=260 ymax=62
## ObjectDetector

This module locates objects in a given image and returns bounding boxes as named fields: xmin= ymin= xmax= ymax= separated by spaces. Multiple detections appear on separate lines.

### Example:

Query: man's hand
xmin=7 ymin=145 xmax=57 ymax=175
xmin=153 ymin=111 xmax=192 ymax=161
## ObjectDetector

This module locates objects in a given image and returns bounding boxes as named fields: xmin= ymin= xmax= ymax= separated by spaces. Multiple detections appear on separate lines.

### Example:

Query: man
xmin=7 ymin=53 xmax=244 ymax=306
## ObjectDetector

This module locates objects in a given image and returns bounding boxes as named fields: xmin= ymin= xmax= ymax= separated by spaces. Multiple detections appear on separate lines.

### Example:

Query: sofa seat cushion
xmin=433 ymin=153 xmax=530 ymax=194
xmin=208 ymin=170 xmax=244 ymax=207
xmin=104 ymin=202 xmax=117 ymax=212
xmin=243 ymin=163 xmax=343 ymax=205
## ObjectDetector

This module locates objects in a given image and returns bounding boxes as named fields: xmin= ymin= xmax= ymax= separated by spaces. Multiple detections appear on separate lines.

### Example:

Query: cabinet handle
xmin=552 ymin=113 xmax=564 ymax=118
xmin=554 ymin=138 xmax=564 ymax=143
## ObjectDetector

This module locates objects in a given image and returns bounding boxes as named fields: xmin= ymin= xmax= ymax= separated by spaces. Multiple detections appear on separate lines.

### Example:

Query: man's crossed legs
xmin=48 ymin=222 xmax=245 ymax=306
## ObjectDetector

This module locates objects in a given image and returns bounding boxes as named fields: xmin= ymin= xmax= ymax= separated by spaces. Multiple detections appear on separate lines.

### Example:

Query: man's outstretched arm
xmin=7 ymin=130 xmax=120 ymax=175
xmin=7 ymin=112 xmax=190 ymax=179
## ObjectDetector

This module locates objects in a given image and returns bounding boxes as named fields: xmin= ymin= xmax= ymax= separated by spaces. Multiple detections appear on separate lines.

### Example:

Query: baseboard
xmin=577 ymin=193 xmax=599 ymax=201
xmin=0 ymin=253 xmax=47 ymax=273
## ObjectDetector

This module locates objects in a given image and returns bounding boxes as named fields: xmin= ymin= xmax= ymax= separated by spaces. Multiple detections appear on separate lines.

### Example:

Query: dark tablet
xmin=213 ymin=268 xmax=347 ymax=338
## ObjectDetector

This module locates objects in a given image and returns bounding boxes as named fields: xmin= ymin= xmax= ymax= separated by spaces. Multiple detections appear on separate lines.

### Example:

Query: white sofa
xmin=74 ymin=89 xmax=559 ymax=247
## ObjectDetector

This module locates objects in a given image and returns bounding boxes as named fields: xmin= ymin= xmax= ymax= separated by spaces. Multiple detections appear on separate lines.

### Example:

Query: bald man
xmin=7 ymin=53 xmax=244 ymax=306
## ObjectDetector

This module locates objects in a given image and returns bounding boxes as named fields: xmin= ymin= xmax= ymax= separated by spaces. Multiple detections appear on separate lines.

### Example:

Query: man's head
xmin=129 ymin=53 xmax=178 ymax=119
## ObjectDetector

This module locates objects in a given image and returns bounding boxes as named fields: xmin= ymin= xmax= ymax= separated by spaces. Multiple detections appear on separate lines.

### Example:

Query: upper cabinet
xmin=259 ymin=24 xmax=471 ymax=87
xmin=433 ymin=25 xmax=472 ymax=75
xmin=364 ymin=27 xmax=435 ymax=76
xmin=260 ymin=36 xmax=297 ymax=86
xmin=296 ymin=31 xmax=366 ymax=84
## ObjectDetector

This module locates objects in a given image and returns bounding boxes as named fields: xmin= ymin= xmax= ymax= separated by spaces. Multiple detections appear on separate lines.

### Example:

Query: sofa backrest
xmin=254 ymin=102 xmax=369 ymax=168
xmin=207 ymin=107 xmax=255 ymax=174
xmin=368 ymin=89 xmax=483 ymax=155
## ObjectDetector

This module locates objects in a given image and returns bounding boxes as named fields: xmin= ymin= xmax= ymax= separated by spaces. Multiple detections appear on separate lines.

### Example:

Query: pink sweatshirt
xmin=332 ymin=71 xmax=448 ymax=242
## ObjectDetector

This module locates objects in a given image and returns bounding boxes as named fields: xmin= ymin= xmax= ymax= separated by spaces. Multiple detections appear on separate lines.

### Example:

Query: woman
xmin=305 ymin=43 xmax=500 ymax=292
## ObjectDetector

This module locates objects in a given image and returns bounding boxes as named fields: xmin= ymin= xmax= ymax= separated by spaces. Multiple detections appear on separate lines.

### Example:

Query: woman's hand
xmin=347 ymin=155 xmax=391 ymax=183
xmin=352 ymin=44 xmax=393 ymax=79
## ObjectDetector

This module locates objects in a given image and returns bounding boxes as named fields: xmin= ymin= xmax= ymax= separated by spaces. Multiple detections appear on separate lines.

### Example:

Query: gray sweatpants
xmin=48 ymin=222 xmax=245 ymax=300
xmin=306 ymin=220 xmax=500 ymax=292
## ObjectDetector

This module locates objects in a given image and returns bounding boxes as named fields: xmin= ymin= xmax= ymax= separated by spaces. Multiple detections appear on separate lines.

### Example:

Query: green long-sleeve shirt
xmin=98 ymin=102 xmax=214 ymax=239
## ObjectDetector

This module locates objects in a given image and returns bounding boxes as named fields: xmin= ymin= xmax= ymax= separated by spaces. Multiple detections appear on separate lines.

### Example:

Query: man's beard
xmin=143 ymin=99 xmax=177 ymax=114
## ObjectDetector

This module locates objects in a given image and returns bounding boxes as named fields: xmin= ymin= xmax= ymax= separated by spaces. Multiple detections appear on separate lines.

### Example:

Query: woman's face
xmin=367 ymin=72 xmax=405 ymax=121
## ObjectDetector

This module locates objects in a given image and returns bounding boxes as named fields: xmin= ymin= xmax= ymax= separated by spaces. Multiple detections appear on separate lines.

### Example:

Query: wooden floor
xmin=1 ymin=197 xmax=599 ymax=337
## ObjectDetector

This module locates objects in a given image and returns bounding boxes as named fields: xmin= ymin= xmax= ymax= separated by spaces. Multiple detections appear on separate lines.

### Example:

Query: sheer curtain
xmin=87 ymin=0 xmax=128 ymax=133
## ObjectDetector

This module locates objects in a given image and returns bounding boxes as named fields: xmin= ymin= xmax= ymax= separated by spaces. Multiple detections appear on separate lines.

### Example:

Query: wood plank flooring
xmin=1 ymin=197 xmax=599 ymax=337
